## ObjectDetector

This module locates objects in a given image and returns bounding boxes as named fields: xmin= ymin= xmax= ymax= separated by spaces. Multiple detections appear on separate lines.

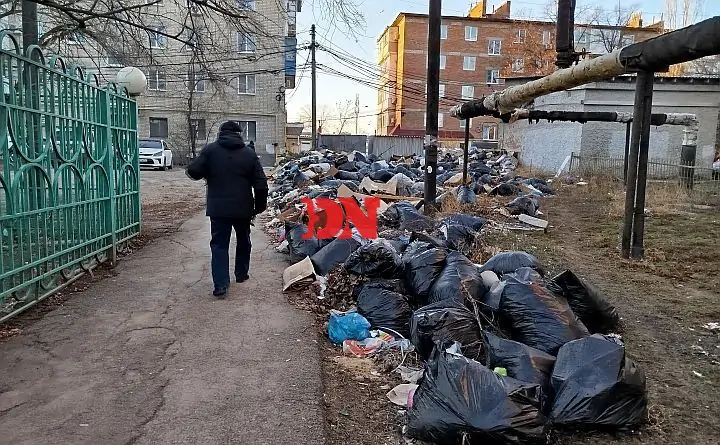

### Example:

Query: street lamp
xmin=115 ymin=66 xmax=147 ymax=97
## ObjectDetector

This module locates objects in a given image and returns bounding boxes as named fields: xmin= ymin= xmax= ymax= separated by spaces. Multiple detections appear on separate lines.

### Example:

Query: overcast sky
xmin=288 ymin=0 xmax=718 ymax=133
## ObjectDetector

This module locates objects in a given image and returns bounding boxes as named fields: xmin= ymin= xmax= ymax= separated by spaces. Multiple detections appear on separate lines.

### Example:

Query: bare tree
xmin=580 ymin=3 xmax=641 ymax=54
xmin=299 ymin=100 xmax=355 ymax=135
xmin=501 ymin=22 xmax=556 ymax=78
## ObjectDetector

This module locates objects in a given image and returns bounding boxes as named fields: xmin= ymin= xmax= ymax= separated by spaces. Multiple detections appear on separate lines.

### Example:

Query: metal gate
xmin=0 ymin=34 xmax=140 ymax=321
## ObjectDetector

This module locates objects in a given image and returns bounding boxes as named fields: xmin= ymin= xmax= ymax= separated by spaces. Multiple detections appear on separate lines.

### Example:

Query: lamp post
xmin=115 ymin=66 xmax=146 ymax=139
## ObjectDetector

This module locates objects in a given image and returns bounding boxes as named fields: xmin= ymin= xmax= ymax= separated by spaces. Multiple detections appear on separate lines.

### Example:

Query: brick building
xmin=376 ymin=0 xmax=664 ymax=147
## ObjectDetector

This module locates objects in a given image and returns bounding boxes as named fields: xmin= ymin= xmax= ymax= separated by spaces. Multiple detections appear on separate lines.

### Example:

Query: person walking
xmin=248 ymin=140 xmax=255 ymax=151
xmin=187 ymin=121 xmax=268 ymax=298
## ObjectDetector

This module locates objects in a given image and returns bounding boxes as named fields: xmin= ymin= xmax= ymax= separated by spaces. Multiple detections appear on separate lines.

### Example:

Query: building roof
xmin=378 ymin=11 xmax=664 ymax=42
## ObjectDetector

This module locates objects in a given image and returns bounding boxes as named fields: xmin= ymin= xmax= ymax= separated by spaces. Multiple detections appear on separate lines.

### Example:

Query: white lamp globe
xmin=116 ymin=66 xmax=147 ymax=96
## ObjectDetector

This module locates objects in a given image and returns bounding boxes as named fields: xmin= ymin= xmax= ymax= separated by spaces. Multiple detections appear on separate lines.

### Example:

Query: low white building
xmin=501 ymin=75 xmax=720 ymax=172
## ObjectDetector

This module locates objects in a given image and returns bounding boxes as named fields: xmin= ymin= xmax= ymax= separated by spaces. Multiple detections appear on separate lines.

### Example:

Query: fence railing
xmin=0 ymin=33 xmax=140 ymax=321
xmin=569 ymin=153 xmax=719 ymax=181
xmin=568 ymin=153 xmax=720 ymax=204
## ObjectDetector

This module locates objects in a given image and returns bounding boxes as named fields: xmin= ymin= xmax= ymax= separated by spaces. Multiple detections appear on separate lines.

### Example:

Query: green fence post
xmin=103 ymin=88 xmax=117 ymax=265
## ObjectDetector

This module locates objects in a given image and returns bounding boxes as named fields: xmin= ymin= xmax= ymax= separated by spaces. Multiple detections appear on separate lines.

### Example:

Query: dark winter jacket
xmin=186 ymin=130 xmax=268 ymax=219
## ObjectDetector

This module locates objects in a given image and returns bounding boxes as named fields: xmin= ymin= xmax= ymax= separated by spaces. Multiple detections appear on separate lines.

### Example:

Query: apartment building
xmin=376 ymin=1 xmax=664 ymax=147
xmin=1 ymin=0 xmax=301 ymax=166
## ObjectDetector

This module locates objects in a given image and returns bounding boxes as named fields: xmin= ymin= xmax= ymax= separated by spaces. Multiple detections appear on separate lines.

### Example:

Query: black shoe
xmin=213 ymin=287 xmax=228 ymax=298
xmin=236 ymin=275 xmax=249 ymax=283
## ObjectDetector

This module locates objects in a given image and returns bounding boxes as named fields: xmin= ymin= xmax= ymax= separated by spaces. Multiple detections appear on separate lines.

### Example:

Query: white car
xmin=139 ymin=139 xmax=173 ymax=170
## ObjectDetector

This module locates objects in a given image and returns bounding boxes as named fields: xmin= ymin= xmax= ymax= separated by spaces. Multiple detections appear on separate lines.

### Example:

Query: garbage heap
xmin=264 ymin=149 xmax=646 ymax=444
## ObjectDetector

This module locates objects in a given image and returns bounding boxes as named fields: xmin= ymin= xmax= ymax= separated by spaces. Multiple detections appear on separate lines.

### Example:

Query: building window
xmin=66 ymin=31 xmax=84 ymax=45
xmin=237 ymin=0 xmax=256 ymax=10
xmin=620 ymin=34 xmax=635 ymax=46
xmin=149 ymin=117 xmax=169 ymax=138
xmin=574 ymin=27 xmax=589 ymax=46
xmin=463 ymin=56 xmax=476 ymax=71
xmin=147 ymin=69 xmax=167 ymax=91
xmin=237 ymin=32 xmax=256 ymax=52
xmin=460 ymin=118 xmax=472 ymax=129
xmin=488 ymin=39 xmax=501 ymax=55
xmin=439 ymin=84 xmax=445 ymax=98
xmin=464 ymin=26 xmax=478 ymax=42
xmin=186 ymin=28 xmax=200 ymax=49
xmin=542 ymin=30 xmax=552 ymax=48
xmin=238 ymin=74 xmax=256 ymax=94
xmin=189 ymin=2 xmax=202 ymax=14
xmin=190 ymin=119 xmax=207 ymax=140
xmin=106 ymin=54 xmax=122 ymax=67
xmin=486 ymin=69 xmax=500 ymax=84
xmin=187 ymin=71 xmax=206 ymax=92
xmin=423 ymin=113 xmax=444 ymax=128
xmin=440 ymin=24 xmax=448 ymax=40
xmin=482 ymin=123 xmax=498 ymax=141
xmin=149 ymin=26 xmax=167 ymax=49
xmin=511 ymin=58 xmax=525 ymax=73
xmin=439 ymin=54 xmax=446 ymax=70
xmin=514 ymin=29 xmax=527 ymax=43
xmin=235 ymin=120 xmax=257 ymax=141
xmin=461 ymin=85 xmax=474 ymax=100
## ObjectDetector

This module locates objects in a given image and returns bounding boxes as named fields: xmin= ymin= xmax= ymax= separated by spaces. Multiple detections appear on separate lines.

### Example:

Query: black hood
xmin=217 ymin=130 xmax=246 ymax=150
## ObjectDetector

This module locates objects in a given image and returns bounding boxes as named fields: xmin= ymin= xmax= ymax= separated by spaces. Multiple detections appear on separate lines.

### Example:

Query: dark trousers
xmin=210 ymin=218 xmax=252 ymax=288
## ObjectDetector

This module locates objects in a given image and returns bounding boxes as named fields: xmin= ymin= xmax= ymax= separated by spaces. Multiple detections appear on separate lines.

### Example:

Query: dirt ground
xmin=0 ymin=169 xmax=205 ymax=340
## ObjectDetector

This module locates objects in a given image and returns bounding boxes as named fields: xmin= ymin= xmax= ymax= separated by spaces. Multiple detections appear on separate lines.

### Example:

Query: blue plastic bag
xmin=328 ymin=310 xmax=371 ymax=345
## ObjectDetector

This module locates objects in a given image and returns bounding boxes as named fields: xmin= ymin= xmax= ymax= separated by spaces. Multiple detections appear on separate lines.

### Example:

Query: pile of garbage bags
xmin=264 ymin=148 xmax=645 ymax=444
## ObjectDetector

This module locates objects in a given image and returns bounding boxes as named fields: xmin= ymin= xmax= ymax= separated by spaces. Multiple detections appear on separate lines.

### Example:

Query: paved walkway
xmin=0 ymin=214 xmax=325 ymax=445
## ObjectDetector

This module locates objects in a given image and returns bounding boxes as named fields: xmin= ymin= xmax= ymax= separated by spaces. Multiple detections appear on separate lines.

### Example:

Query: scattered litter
xmin=693 ymin=370 xmax=704 ymax=378
xmin=387 ymin=383 xmax=419 ymax=407
xmin=327 ymin=310 xmax=371 ymax=345
xmin=702 ymin=322 xmax=720 ymax=332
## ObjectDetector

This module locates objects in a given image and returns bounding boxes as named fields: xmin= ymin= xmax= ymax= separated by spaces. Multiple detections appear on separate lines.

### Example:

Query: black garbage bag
xmin=547 ymin=270 xmax=620 ymax=334
xmin=285 ymin=222 xmax=328 ymax=264
xmin=379 ymin=201 xmax=434 ymax=231
xmin=441 ymin=223 xmax=479 ymax=252
xmin=293 ymin=171 xmax=314 ymax=188
xmin=350 ymin=150 xmax=368 ymax=164
xmin=457 ymin=184 xmax=477 ymax=204
xmin=506 ymin=196 xmax=539 ymax=216
xmin=428 ymin=251 xmax=487 ymax=304
xmin=310 ymin=238 xmax=361 ymax=276
xmin=336 ymin=161 xmax=358 ymax=172
xmin=335 ymin=170 xmax=361 ymax=181
xmin=320 ymin=180 xmax=360 ymax=192
xmin=483 ymin=331 xmax=556 ymax=388
xmin=410 ymin=300 xmax=483 ymax=361
xmin=332 ymin=154 xmax=349 ymax=166
xmin=409 ymin=231 xmax=446 ymax=249
xmin=525 ymin=178 xmax=555 ymax=195
xmin=403 ymin=245 xmax=447 ymax=303
xmin=352 ymin=278 xmax=406 ymax=300
xmin=483 ymin=267 xmax=544 ymax=313
xmin=500 ymin=276 xmax=589 ymax=355
xmin=357 ymin=287 xmax=413 ymax=337
xmin=480 ymin=251 xmax=545 ymax=277
xmin=550 ymin=335 xmax=647 ymax=428
xmin=490 ymin=182 xmax=520 ymax=196
xmin=306 ymin=188 xmax=334 ymax=199
xmin=344 ymin=240 xmax=401 ymax=278
xmin=443 ymin=214 xmax=487 ymax=231
xmin=393 ymin=165 xmax=417 ymax=180
xmin=370 ymin=160 xmax=390 ymax=171
xmin=370 ymin=170 xmax=394 ymax=182
xmin=479 ymin=173 xmax=494 ymax=184
xmin=406 ymin=346 xmax=547 ymax=444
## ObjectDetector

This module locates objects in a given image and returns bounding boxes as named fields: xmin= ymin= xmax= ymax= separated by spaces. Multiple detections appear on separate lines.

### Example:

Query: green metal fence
xmin=0 ymin=33 xmax=140 ymax=321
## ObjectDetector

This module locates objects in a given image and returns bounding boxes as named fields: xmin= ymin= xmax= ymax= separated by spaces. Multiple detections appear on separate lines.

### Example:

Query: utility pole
xmin=423 ymin=0 xmax=442 ymax=214
xmin=354 ymin=93 xmax=360 ymax=134
xmin=310 ymin=24 xmax=317 ymax=150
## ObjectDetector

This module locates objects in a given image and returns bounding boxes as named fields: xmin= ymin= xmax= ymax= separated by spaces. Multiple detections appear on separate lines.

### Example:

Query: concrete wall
xmin=503 ymin=76 xmax=720 ymax=172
